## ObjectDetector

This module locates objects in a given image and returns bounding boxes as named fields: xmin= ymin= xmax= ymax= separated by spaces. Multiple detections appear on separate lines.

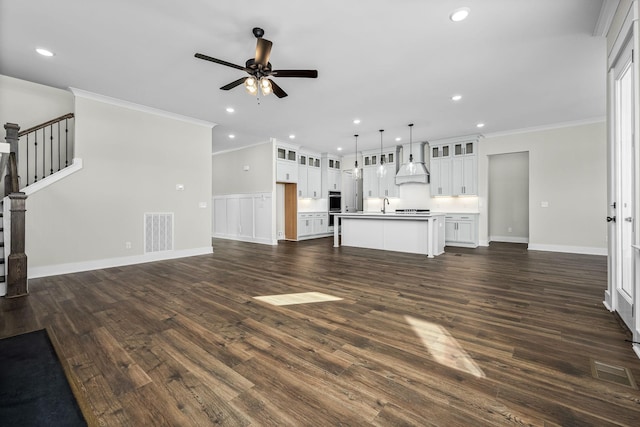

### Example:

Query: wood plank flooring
xmin=2 ymin=238 xmax=640 ymax=426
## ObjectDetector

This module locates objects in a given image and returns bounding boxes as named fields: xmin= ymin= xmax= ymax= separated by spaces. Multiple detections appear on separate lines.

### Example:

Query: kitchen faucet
xmin=381 ymin=197 xmax=390 ymax=214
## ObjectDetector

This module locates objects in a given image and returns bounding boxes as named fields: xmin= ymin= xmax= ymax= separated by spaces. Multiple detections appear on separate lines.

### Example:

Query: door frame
xmin=606 ymin=3 xmax=640 ymax=358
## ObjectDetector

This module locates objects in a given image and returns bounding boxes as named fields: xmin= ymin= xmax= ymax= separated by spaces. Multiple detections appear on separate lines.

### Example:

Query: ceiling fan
xmin=195 ymin=27 xmax=318 ymax=98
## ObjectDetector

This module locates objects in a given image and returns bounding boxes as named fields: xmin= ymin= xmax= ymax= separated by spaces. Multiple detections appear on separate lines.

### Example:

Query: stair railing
xmin=17 ymin=113 xmax=74 ymax=189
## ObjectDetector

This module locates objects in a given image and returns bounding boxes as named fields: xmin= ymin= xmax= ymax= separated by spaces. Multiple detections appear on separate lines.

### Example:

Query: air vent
xmin=590 ymin=359 xmax=637 ymax=389
xmin=144 ymin=213 xmax=174 ymax=253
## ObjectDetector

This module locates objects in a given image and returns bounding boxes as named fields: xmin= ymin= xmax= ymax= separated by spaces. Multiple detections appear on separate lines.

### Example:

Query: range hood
xmin=395 ymin=141 xmax=430 ymax=185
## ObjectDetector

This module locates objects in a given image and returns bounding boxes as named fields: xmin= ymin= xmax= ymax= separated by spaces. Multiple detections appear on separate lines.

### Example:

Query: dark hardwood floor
xmin=1 ymin=238 xmax=639 ymax=426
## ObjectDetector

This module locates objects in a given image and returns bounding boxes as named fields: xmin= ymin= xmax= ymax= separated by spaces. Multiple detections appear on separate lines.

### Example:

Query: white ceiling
xmin=0 ymin=0 xmax=606 ymax=155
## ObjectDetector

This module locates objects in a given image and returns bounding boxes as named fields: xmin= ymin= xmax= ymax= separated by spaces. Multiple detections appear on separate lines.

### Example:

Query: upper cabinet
xmin=276 ymin=144 xmax=299 ymax=183
xmin=299 ymin=151 xmax=322 ymax=198
xmin=362 ymin=148 xmax=398 ymax=198
xmin=322 ymin=154 xmax=342 ymax=193
xmin=430 ymin=137 xmax=479 ymax=197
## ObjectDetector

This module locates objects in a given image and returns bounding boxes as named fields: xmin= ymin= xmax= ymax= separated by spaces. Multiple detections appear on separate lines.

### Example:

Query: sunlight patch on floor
xmin=253 ymin=292 xmax=343 ymax=306
xmin=405 ymin=315 xmax=486 ymax=378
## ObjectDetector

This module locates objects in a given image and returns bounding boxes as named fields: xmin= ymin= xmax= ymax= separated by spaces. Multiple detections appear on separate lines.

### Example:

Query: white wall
xmin=0 ymin=74 xmax=73 ymax=128
xmin=479 ymin=121 xmax=607 ymax=254
xmin=488 ymin=152 xmax=529 ymax=242
xmin=24 ymin=89 xmax=214 ymax=276
xmin=212 ymin=142 xmax=274 ymax=195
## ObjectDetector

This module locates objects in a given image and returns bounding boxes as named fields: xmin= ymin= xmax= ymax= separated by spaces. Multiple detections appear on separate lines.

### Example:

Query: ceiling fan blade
xmin=270 ymin=80 xmax=288 ymax=98
xmin=195 ymin=53 xmax=246 ymax=71
xmin=271 ymin=69 xmax=318 ymax=78
xmin=255 ymin=38 xmax=273 ymax=67
xmin=220 ymin=77 xmax=247 ymax=91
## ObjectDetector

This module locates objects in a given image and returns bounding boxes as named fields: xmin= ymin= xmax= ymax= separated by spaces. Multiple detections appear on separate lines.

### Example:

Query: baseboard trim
xmin=490 ymin=235 xmax=529 ymax=244
xmin=212 ymin=234 xmax=277 ymax=246
xmin=28 ymin=246 xmax=214 ymax=279
xmin=527 ymin=243 xmax=607 ymax=256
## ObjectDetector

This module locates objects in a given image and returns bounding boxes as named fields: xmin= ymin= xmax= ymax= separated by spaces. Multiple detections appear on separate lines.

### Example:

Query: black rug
xmin=0 ymin=329 xmax=87 ymax=426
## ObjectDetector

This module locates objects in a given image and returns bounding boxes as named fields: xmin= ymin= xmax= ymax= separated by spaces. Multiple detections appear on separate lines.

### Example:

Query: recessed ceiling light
xmin=451 ymin=94 xmax=462 ymax=101
xmin=353 ymin=119 xmax=361 ymax=124
xmin=476 ymin=123 xmax=485 ymax=128
xmin=395 ymin=137 xmax=402 ymax=142
xmin=36 ymin=48 xmax=54 ymax=57
xmin=450 ymin=7 xmax=470 ymax=22
xmin=228 ymin=134 xmax=236 ymax=139
xmin=337 ymin=147 xmax=343 ymax=151
xmin=226 ymin=107 xmax=235 ymax=113
xmin=289 ymin=134 xmax=295 ymax=139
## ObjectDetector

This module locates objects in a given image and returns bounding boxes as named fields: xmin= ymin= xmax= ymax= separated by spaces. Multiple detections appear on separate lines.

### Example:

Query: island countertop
xmin=333 ymin=212 xmax=445 ymax=219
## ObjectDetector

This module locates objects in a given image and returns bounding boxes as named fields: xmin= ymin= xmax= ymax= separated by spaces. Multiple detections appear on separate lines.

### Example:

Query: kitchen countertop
xmin=333 ymin=212 xmax=445 ymax=219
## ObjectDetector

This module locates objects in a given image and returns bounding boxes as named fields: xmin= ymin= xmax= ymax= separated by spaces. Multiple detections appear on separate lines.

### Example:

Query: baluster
xmin=57 ymin=121 xmax=61 ymax=171
xmin=26 ymin=133 xmax=29 ymax=187
xmin=50 ymin=124 xmax=54 ymax=176
xmin=65 ymin=118 xmax=69 ymax=167
xmin=34 ymin=130 xmax=38 ymax=183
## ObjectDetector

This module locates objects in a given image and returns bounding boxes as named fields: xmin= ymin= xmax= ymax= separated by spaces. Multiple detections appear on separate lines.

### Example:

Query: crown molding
xmin=69 ymin=87 xmax=217 ymax=128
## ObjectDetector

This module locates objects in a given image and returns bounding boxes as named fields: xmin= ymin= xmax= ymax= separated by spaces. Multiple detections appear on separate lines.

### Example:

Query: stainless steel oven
xmin=328 ymin=191 xmax=341 ymax=228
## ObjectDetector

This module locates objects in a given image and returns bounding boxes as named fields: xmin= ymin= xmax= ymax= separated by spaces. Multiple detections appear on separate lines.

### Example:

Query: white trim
xmin=483 ymin=117 xmax=606 ymax=139
xmin=69 ymin=87 xmax=217 ymax=129
xmin=212 ymin=234 xmax=277 ymax=245
xmin=633 ymin=344 xmax=640 ymax=360
xmin=528 ymin=243 xmax=607 ymax=256
xmin=594 ymin=0 xmax=621 ymax=36
xmin=607 ymin=2 xmax=637 ymax=68
xmin=479 ymin=239 xmax=489 ymax=247
xmin=212 ymin=140 xmax=271 ymax=156
xmin=28 ymin=246 xmax=213 ymax=279
xmin=24 ymin=158 xmax=83 ymax=196
xmin=489 ymin=235 xmax=529 ymax=244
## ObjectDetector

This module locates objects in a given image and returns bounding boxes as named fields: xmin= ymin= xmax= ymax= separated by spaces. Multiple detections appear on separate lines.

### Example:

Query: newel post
xmin=6 ymin=192 xmax=27 ymax=297
xmin=3 ymin=123 xmax=28 ymax=298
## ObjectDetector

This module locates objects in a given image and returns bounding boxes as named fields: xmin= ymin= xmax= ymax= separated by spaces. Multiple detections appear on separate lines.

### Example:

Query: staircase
xmin=1 ymin=113 xmax=75 ymax=297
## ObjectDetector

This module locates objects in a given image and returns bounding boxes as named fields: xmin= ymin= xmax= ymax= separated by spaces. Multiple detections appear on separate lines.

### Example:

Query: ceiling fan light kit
xmin=195 ymin=27 xmax=318 ymax=99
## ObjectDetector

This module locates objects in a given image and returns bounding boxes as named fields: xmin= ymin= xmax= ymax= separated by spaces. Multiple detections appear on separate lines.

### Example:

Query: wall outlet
xmin=198 ymin=201 xmax=207 ymax=208
xmin=125 ymin=242 xmax=132 ymax=249
xmin=508 ymin=227 xmax=512 ymax=233
xmin=541 ymin=201 xmax=549 ymax=208
xmin=176 ymin=184 xmax=184 ymax=191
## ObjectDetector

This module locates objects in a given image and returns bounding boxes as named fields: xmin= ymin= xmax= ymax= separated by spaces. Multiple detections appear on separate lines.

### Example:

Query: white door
xmin=613 ymin=39 xmax=635 ymax=330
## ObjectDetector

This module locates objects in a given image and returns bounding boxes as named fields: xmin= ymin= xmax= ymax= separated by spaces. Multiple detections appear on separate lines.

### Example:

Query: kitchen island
xmin=333 ymin=212 xmax=445 ymax=258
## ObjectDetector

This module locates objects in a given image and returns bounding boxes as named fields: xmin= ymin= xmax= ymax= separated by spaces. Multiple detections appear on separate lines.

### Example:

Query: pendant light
xmin=407 ymin=123 xmax=417 ymax=175
xmin=377 ymin=129 xmax=386 ymax=178
xmin=353 ymin=134 xmax=361 ymax=180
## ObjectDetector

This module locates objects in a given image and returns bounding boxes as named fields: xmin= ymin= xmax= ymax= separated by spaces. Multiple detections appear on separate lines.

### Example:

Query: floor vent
xmin=590 ymin=359 xmax=637 ymax=389
xmin=144 ymin=213 xmax=174 ymax=253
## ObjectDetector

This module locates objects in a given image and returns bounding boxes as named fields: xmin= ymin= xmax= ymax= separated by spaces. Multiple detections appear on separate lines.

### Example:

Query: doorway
xmin=610 ymin=37 xmax=635 ymax=331
xmin=488 ymin=152 xmax=529 ymax=244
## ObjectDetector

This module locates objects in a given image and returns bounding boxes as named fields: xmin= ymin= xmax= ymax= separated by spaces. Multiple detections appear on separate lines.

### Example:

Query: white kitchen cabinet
xmin=430 ymin=157 xmax=452 ymax=196
xmin=362 ymin=148 xmax=398 ymax=198
xmin=444 ymin=214 xmax=478 ymax=247
xmin=363 ymin=166 xmax=379 ymax=198
xmin=430 ymin=137 xmax=478 ymax=197
xmin=322 ymin=154 xmax=343 ymax=193
xmin=379 ymin=164 xmax=399 ymax=197
xmin=313 ymin=213 xmax=328 ymax=234
xmin=298 ymin=213 xmax=314 ymax=236
xmin=298 ymin=212 xmax=330 ymax=239
xmin=452 ymin=156 xmax=477 ymax=195
xmin=276 ymin=144 xmax=298 ymax=183
xmin=299 ymin=152 xmax=322 ymax=198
